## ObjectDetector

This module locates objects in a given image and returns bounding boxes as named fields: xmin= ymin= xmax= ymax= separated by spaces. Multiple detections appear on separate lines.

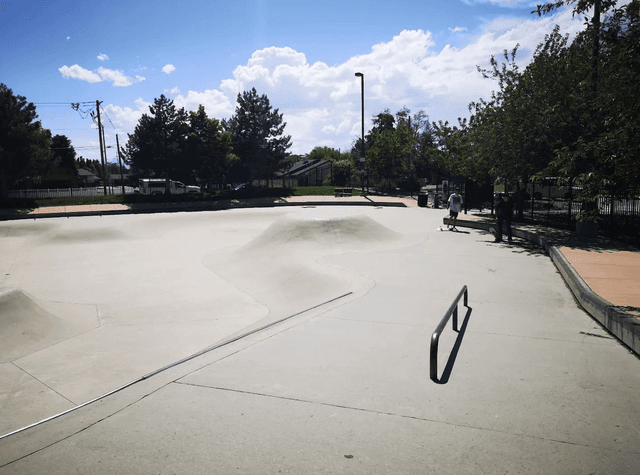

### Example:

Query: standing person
xmin=447 ymin=187 xmax=463 ymax=231
xmin=494 ymin=193 xmax=513 ymax=243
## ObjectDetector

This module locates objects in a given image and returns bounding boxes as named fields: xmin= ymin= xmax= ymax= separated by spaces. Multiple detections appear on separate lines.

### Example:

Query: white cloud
xmin=97 ymin=67 xmax=135 ymax=87
xmin=164 ymin=86 xmax=181 ymax=94
xmin=97 ymin=53 xmax=109 ymax=61
xmin=97 ymin=7 xmax=588 ymax=156
xmin=59 ymin=64 xmax=140 ymax=87
xmin=449 ymin=27 xmax=468 ymax=33
xmin=173 ymin=89 xmax=234 ymax=117
xmin=135 ymin=75 xmax=146 ymax=82
xmin=59 ymin=64 xmax=102 ymax=83
xmin=104 ymin=98 xmax=151 ymax=133
xmin=162 ymin=64 xmax=176 ymax=74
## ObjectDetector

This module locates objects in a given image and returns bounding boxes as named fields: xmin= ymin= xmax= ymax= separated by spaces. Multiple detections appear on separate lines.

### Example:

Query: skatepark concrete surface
xmin=1 ymin=198 xmax=639 ymax=474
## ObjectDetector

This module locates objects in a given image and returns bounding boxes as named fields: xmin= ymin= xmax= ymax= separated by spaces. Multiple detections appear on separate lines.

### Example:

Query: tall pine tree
xmin=223 ymin=88 xmax=291 ymax=183
xmin=0 ymin=84 xmax=52 ymax=197
xmin=124 ymin=95 xmax=188 ymax=191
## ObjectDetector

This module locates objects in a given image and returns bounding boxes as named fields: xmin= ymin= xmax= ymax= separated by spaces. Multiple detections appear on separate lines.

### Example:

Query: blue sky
xmin=1 ymin=0 xmax=589 ymax=164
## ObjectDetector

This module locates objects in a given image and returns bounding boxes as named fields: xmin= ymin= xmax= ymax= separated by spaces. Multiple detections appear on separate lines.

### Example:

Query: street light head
xmin=355 ymin=72 xmax=363 ymax=77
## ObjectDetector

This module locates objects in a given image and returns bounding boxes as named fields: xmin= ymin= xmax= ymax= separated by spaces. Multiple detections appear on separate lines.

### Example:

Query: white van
xmin=138 ymin=179 xmax=200 ymax=195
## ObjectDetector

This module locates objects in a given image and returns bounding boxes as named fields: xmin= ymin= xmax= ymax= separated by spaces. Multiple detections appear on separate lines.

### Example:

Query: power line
xmin=33 ymin=101 xmax=94 ymax=106
xmin=52 ymin=146 xmax=110 ymax=150
xmin=102 ymin=109 xmax=116 ymax=129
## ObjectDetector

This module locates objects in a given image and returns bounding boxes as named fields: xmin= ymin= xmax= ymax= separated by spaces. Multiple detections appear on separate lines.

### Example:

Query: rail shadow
xmin=431 ymin=306 xmax=473 ymax=385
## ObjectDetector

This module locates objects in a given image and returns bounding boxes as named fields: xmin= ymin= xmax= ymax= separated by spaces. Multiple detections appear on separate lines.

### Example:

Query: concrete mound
xmin=0 ymin=287 xmax=79 ymax=363
xmin=241 ymin=214 xmax=401 ymax=253
xmin=203 ymin=215 xmax=402 ymax=318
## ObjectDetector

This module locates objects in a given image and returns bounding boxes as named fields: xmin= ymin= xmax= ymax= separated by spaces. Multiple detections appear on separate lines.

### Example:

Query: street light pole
xmin=355 ymin=72 xmax=365 ymax=196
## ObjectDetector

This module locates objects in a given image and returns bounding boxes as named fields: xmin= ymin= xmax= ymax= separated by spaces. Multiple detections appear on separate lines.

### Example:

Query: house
xmin=108 ymin=173 xmax=132 ymax=186
xmin=78 ymin=168 xmax=100 ymax=186
xmin=278 ymin=158 xmax=332 ymax=187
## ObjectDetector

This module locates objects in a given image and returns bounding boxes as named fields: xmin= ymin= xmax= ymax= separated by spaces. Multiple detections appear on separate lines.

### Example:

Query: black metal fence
xmin=515 ymin=184 xmax=640 ymax=246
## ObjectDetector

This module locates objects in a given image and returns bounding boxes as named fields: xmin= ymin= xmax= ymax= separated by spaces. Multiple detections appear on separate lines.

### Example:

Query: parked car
xmin=138 ymin=179 xmax=201 ymax=195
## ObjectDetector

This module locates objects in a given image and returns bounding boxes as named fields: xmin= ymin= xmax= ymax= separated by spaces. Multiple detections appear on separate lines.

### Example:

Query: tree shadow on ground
xmin=474 ymin=229 xmax=549 ymax=257
xmin=559 ymin=235 xmax=639 ymax=253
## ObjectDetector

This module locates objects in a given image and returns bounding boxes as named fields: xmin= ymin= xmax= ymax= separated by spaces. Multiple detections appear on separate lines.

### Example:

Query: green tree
xmin=405 ymin=109 xmax=435 ymax=189
xmin=429 ymin=119 xmax=478 ymax=180
xmin=363 ymin=108 xmax=429 ymax=188
xmin=367 ymin=124 xmax=414 ymax=185
xmin=124 ymin=95 xmax=189 ymax=192
xmin=186 ymin=105 xmax=237 ymax=187
xmin=51 ymin=135 xmax=77 ymax=170
xmin=44 ymin=134 xmax=79 ymax=187
xmin=547 ymin=1 xmax=640 ymax=200
xmin=0 ymin=84 xmax=53 ymax=197
xmin=532 ymin=0 xmax=618 ymax=17
xmin=223 ymin=88 xmax=291 ymax=183
xmin=308 ymin=146 xmax=341 ymax=162
xmin=465 ymin=32 xmax=586 ymax=216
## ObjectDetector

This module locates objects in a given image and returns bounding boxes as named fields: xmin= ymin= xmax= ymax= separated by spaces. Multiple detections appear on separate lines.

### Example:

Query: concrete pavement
xmin=0 ymin=200 xmax=639 ymax=473
xmin=443 ymin=213 xmax=640 ymax=355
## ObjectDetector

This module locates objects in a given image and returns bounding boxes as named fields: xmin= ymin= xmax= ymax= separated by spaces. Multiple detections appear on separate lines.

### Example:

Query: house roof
xmin=278 ymin=159 xmax=332 ymax=177
xmin=77 ymin=168 xmax=98 ymax=178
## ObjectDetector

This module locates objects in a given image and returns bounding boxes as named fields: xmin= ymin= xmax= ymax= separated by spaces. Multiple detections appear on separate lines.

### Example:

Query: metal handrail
xmin=430 ymin=285 xmax=468 ymax=381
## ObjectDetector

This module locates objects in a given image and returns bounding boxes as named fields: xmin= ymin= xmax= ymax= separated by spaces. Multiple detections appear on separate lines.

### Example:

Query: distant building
xmin=108 ymin=173 xmax=132 ymax=186
xmin=278 ymin=158 xmax=332 ymax=186
xmin=78 ymin=168 xmax=100 ymax=186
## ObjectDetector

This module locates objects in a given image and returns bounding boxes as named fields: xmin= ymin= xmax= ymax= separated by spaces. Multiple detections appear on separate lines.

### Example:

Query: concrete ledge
xmin=0 ymin=198 xmax=408 ymax=221
xmin=444 ymin=216 xmax=640 ymax=356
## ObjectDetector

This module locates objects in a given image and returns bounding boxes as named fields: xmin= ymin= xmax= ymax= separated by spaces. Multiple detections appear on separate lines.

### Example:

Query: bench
xmin=334 ymin=187 xmax=353 ymax=197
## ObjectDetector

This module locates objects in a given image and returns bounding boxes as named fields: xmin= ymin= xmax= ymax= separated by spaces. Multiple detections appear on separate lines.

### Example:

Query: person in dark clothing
xmin=495 ymin=193 xmax=513 ymax=243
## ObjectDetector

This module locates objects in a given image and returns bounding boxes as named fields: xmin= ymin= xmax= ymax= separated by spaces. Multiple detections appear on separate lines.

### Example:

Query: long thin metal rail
xmin=430 ymin=286 xmax=468 ymax=381
xmin=1 ymin=292 xmax=353 ymax=440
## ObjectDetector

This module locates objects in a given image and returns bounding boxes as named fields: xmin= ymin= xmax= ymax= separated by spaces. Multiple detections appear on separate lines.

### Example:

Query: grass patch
xmin=290 ymin=185 xmax=357 ymax=196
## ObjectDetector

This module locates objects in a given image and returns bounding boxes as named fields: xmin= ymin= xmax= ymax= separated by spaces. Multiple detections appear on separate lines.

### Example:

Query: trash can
xmin=418 ymin=192 xmax=428 ymax=207
xmin=433 ymin=193 xmax=440 ymax=209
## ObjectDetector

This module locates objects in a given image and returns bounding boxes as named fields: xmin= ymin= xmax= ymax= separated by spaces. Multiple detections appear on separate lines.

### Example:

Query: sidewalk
xmin=1 ymin=204 xmax=638 ymax=473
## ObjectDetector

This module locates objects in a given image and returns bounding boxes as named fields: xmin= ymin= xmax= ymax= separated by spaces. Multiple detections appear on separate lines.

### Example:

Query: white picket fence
xmin=8 ymin=187 xmax=136 ymax=199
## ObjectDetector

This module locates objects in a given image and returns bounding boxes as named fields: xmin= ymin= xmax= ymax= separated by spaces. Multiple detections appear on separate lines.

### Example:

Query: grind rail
xmin=430 ymin=285 xmax=468 ymax=381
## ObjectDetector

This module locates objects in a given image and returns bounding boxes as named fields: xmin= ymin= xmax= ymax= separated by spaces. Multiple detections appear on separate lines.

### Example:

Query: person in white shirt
xmin=447 ymin=188 xmax=463 ymax=231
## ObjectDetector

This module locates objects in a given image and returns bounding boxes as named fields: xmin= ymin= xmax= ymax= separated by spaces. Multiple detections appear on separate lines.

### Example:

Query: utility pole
xmin=355 ymin=72 xmax=365 ymax=196
xmin=95 ymin=100 xmax=107 ymax=196
xmin=116 ymin=134 xmax=126 ymax=197
xmin=592 ymin=0 xmax=601 ymax=95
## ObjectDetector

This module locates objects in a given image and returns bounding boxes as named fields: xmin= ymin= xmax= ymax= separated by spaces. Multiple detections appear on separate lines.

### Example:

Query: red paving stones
xmin=559 ymin=247 xmax=640 ymax=308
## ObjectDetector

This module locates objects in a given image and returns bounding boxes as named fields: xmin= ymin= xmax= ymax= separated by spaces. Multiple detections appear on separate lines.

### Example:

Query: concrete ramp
xmin=204 ymin=215 xmax=402 ymax=319
xmin=0 ymin=288 xmax=82 ymax=363
xmin=241 ymin=214 xmax=401 ymax=251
